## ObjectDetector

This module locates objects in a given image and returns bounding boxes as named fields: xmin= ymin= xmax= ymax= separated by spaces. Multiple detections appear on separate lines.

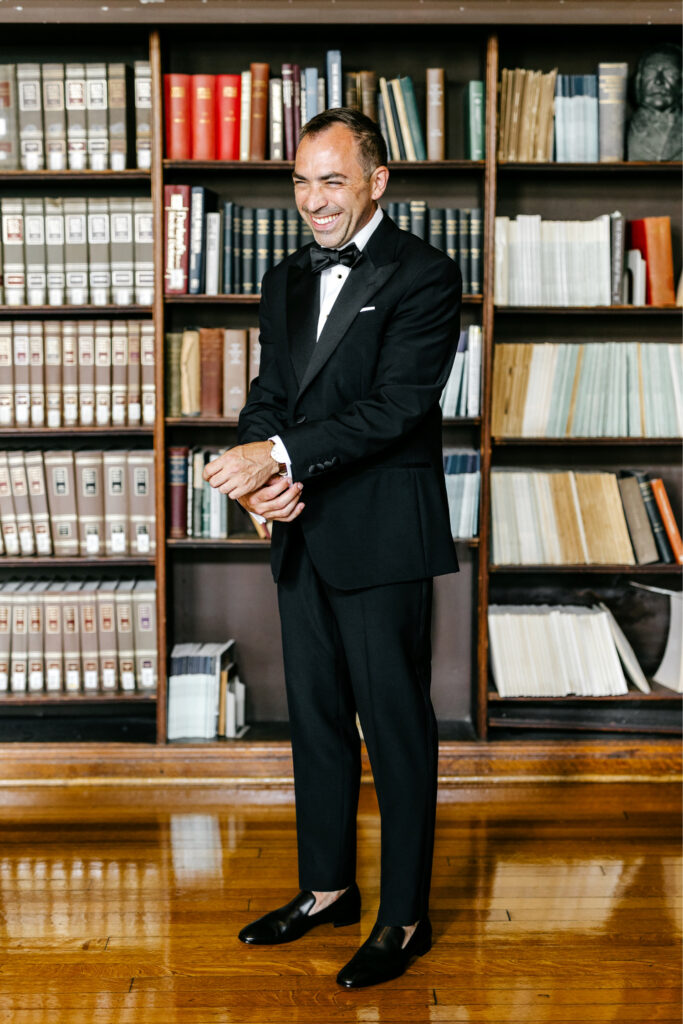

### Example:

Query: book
xmin=269 ymin=77 xmax=283 ymax=160
xmin=42 ymin=63 xmax=66 ymax=170
xmin=628 ymin=217 xmax=676 ymax=306
xmin=24 ymin=197 xmax=47 ymax=305
xmin=249 ymin=62 xmax=269 ymax=160
xmin=650 ymin=478 xmax=683 ymax=564
xmin=43 ymin=450 xmax=79 ymax=556
xmin=165 ymin=73 xmax=191 ymax=160
xmin=217 ymin=73 xmax=240 ymax=160
xmin=103 ymin=450 xmax=128 ymax=555
xmin=110 ymin=197 xmax=135 ymax=305
xmin=466 ymin=81 xmax=485 ymax=159
xmin=74 ymin=450 xmax=105 ymax=556
xmin=65 ymin=63 xmax=87 ymax=169
xmin=223 ymin=329 xmax=248 ymax=417
xmin=133 ymin=60 xmax=152 ymax=169
xmin=191 ymin=73 xmax=216 ymax=160
xmin=164 ymin=184 xmax=191 ymax=294
xmin=598 ymin=62 xmax=628 ymax=162
xmin=326 ymin=50 xmax=342 ymax=109
xmin=107 ymin=62 xmax=128 ymax=170
xmin=134 ymin=197 xmax=155 ymax=304
xmin=127 ymin=449 xmax=156 ymax=555
xmin=239 ymin=69 xmax=251 ymax=161
xmin=17 ymin=63 xmax=43 ymax=170
xmin=85 ymin=62 xmax=109 ymax=170
xmin=87 ymin=197 xmax=111 ymax=305
xmin=0 ymin=65 xmax=18 ymax=169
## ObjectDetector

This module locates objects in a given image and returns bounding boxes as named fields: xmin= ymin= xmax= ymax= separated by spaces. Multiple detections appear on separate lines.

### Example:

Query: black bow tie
xmin=310 ymin=242 xmax=364 ymax=274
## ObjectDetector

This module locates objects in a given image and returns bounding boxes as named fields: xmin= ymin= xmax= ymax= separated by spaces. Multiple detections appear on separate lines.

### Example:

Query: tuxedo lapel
xmin=287 ymin=259 xmax=320 ymax=383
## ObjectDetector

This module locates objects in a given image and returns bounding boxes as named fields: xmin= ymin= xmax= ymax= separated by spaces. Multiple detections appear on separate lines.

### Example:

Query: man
xmin=203 ymin=108 xmax=461 ymax=988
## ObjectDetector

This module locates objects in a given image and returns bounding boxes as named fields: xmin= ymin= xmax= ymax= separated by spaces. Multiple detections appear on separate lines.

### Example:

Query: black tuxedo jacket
xmin=237 ymin=212 xmax=461 ymax=590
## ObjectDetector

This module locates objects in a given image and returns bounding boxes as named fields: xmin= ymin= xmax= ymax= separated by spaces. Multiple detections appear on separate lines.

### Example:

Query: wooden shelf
xmin=0 ymin=691 xmax=156 ymax=705
xmin=492 ymin=436 xmax=682 ymax=446
xmin=0 ymin=426 xmax=154 ymax=437
xmin=0 ymin=169 xmax=150 ymax=182
xmin=488 ymin=684 xmax=681 ymax=702
xmin=498 ymin=161 xmax=682 ymax=173
xmin=0 ymin=556 xmax=156 ymax=567
xmin=490 ymin=563 xmax=682 ymax=574
xmin=165 ymin=415 xmax=483 ymax=427
xmin=167 ymin=537 xmax=269 ymax=549
xmin=0 ymin=305 xmax=153 ymax=316
xmin=163 ymin=159 xmax=486 ymax=172
xmin=494 ymin=305 xmax=681 ymax=314
xmin=165 ymin=293 xmax=484 ymax=305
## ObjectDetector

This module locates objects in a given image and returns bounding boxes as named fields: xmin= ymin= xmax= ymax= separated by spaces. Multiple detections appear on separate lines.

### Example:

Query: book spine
xmin=42 ymin=63 xmax=67 ymax=171
xmin=62 ymin=588 xmax=82 ymax=692
xmin=28 ymin=321 xmax=44 ymax=426
xmin=255 ymin=207 xmax=271 ymax=294
xmin=469 ymin=207 xmax=482 ymax=294
xmin=27 ymin=587 xmax=44 ymax=691
xmin=191 ymin=73 xmax=216 ymax=160
xmin=249 ymin=63 xmax=269 ymax=161
xmin=326 ymin=50 xmax=342 ymax=108
xmin=44 ymin=450 xmax=79 ymax=555
xmin=428 ymin=208 xmax=445 ymax=251
xmin=0 ymin=322 xmax=13 ymax=426
xmin=466 ymin=80 xmax=485 ymax=160
xmin=272 ymin=208 xmax=285 ymax=269
xmin=216 ymin=73 xmax=240 ymax=160
xmin=10 ymin=591 xmax=28 ymax=692
xmin=598 ymin=62 xmax=627 ymax=163
xmin=292 ymin=65 xmax=301 ymax=137
xmin=1 ymin=198 xmax=26 ymax=304
xmin=61 ymin=320 xmax=78 ymax=424
xmin=398 ymin=76 xmax=427 ymax=160
xmin=12 ymin=321 xmax=30 ymax=426
xmin=87 ymin=196 xmax=111 ymax=305
xmin=126 ymin=320 xmax=141 ymax=424
xmin=107 ymin=62 xmax=128 ymax=170
xmin=282 ymin=64 xmax=295 ymax=161
xmin=610 ymin=211 xmax=625 ymax=306
xmin=115 ymin=586 xmax=136 ymax=691
xmin=23 ymin=196 xmax=47 ymax=305
xmin=445 ymin=207 xmax=458 ymax=261
xmin=79 ymin=590 xmax=99 ymax=690
xmin=134 ymin=61 xmax=152 ymax=169
xmin=0 ymin=452 xmax=19 ymax=554
xmin=103 ymin=451 xmax=128 ymax=555
xmin=140 ymin=321 xmax=155 ymax=425
xmin=232 ymin=203 xmax=242 ymax=292
xmin=650 ymin=478 xmax=683 ymax=565
xmin=188 ymin=186 xmax=207 ymax=295
xmin=74 ymin=450 xmax=105 ymax=555
xmin=221 ymin=200 xmax=234 ymax=293
xmin=426 ymin=67 xmax=445 ymax=161
xmin=164 ymin=73 xmax=191 ymax=160
xmin=204 ymin=211 xmax=222 ymax=296
xmin=248 ymin=326 xmax=261 ymax=385
xmin=167 ymin=446 xmax=189 ymax=539
xmin=358 ymin=70 xmax=377 ymax=122
xmin=163 ymin=185 xmax=191 ymax=294
xmin=8 ymin=453 xmax=35 ymax=555
xmin=25 ymin=451 xmax=52 ymax=554
xmin=64 ymin=197 xmax=89 ymax=304
xmin=285 ymin=207 xmax=299 ymax=255
xmin=109 ymin=197 xmax=134 ymax=305
xmin=65 ymin=63 xmax=87 ymax=170
xmin=133 ymin=582 xmax=157 ymax=690
xmin=635 ymin=474 xmax=674 ymax=563
xmin=223 ymin=330 xmax=248 ymax=417
xmin=77 ymin=319 xmax=95 ymax=425
xmin=86 ymin=62 xmax=109 ymax=171
xmin=199 ymin=327 xmax=224 ymax=415
xmin=94 ymin=319 xmax=111 ymax=426
xmin=390 ymin=78 xmax=416 ymax=161
xmin=241 ymin=208 xmax=255 ymax=296
xmin=384 ymin=78 xmax=406 ymax=159
xmin=96 ymin=586 xmax=118 ymax=690
xmin=133 ymin=197 xmax=154 ymax=304
xmin=458 ymin=209 xmax=470 ymax=294
xmin=239 ymin=70 xmax=251 ymax=161
xmin=111 ymin=322 xmax=128 ymax=424
xmin=45 ymin=197 xmax=65 ymax=305
xmin=269 ymin=78 xmax=283 ymax=160
xmin=17 ymin=63 xmax=44 ymax=170
xmin=44 ymin=321 xmax=61 ymax=426
xmin=0 ymin=65 xmax=18 ymax=170
xmin=127 ymin=450 xmax=155 ymax=555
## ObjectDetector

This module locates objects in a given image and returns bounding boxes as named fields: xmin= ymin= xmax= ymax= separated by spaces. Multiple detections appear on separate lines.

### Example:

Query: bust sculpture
xmin=627 ymin=44 xmax=682 ymax=161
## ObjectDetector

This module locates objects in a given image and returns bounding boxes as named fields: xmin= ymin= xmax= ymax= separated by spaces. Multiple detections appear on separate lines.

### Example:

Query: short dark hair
xmin=298 ymin=107 xmax=388 ymax=177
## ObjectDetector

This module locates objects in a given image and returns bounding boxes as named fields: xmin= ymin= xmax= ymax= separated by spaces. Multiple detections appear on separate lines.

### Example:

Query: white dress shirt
xmin=255 ymin=205 xmax=384 ymax=518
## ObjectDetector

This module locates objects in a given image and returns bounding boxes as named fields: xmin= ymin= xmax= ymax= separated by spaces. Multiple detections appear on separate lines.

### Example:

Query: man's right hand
xmin=240 ymin=474 xmax=305 ymax=523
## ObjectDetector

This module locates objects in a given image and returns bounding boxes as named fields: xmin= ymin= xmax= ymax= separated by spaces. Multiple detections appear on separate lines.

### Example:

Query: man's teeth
xmin=313 ymin=214 xmax=338 ymax=224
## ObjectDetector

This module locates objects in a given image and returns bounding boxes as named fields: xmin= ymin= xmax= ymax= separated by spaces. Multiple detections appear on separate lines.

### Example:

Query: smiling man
xmin=203 ymin=108 xmax=461 ymax=988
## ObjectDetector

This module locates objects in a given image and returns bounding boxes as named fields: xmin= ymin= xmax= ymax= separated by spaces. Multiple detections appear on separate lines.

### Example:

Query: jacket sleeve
xmin=276 ymin=256 xmax=461 ymax=482
xmin=236 ymin=272 xmax=290 ymax=444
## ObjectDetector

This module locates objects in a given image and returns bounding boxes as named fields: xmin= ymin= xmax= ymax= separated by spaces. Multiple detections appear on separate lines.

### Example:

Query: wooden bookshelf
xmin=0 ymin=3 xmax=679 ymax=783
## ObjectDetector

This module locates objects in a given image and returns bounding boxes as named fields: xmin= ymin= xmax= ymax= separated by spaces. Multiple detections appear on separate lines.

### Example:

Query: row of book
xmin=164 ymin=60 xmax=484 ymax=162
xmin=0 ymin=579 xmax=157 ymax=694
xmin=165 ymin=327 xmax=260 ymax=420
xmin=386 ymin=204 xmax=482 ymax=294
xmin=490 ymin=468 xmax=682 ymax=567
xmin=167 ymin=639 xmax=248 ymax=740
xmin=444 ymin=449 xmax=480 ymax=540
xmin=0 ymin=61 xmax=151 ymax=171
xmin=167 ymin=446 xmax=269 ymax=542
xmin=440 ymin=326 xmax=482 ymax=418
xmin=0 ymin=320 xmax=155 ymax=428
xmin=0 ymin=450 xmax=156 ymax=558
xmin=494 ymin=213 xmax=676 ymax=307
xmin=488 ymin=602 xmax=651 ymax=698
xmin=492 ymin=342 xmax=683 ymax=439
xmin=0 ymin=196 xmax=155 ymax=307
xmin=498 ymin=64 xmax=635 ymax=163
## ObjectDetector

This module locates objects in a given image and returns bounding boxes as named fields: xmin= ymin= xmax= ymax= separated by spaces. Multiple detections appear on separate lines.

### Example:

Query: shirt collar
xmin=339 ymin=205 xmax=384 ymax=252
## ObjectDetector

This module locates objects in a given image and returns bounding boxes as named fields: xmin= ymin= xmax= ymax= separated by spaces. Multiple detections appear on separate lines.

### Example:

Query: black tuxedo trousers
xmin=237 ymin=214 xmax=462 ymax=926
xmin=278 ymin=519 xmax=437 ymax=926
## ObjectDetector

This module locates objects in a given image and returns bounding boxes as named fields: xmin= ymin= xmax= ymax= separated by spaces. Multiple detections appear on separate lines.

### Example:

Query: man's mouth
xmin=310 ymin=213 xmax=341 ymax=229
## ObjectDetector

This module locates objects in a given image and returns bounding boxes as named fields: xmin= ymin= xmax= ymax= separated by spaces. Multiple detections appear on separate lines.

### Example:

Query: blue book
xmin=326 ymin=50 xmax=342 ymax=108
xmin=304 ymin=67 xmax=318 ymax=122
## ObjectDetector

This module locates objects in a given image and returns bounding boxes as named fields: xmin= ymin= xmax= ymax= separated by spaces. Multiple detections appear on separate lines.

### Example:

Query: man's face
xmin=293 ymin=124 xmax=388 ymax=249
xmin=640 ymin=53 xmax=682 ymax=111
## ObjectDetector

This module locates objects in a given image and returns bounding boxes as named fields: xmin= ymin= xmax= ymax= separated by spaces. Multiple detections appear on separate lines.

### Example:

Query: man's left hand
xmin=203 ymin=441 xmax=278 ymax=499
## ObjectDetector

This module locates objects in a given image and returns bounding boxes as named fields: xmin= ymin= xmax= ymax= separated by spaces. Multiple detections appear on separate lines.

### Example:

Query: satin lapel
xmin=296 ymin=257 xmax=399 ymax=400
xmin=287 ymin=261 xmax=320 ymax=384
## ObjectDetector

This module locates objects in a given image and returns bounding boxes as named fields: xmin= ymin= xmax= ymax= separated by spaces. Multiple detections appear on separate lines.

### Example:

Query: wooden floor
xmin=0 ymin=781 xmax=680 ymax=1023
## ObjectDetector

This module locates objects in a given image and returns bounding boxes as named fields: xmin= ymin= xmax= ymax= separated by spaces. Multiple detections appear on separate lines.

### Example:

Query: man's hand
xmin=240 ymin=474 xmax=305 ymax=523
xmin=203 ymin=441 xmax=282 ymax=500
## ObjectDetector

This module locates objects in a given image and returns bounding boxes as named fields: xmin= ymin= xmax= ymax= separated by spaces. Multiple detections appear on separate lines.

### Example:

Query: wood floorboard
xmin=0 ymin=782 xmax=679 ymax=1022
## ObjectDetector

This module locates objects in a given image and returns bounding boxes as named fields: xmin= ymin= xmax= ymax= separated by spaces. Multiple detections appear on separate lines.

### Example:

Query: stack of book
xmin=0 ymin=578 xmax=157 ymax=694
xmin=0 ymin=61 xmax=151 ymax=171
xmin=498 ymin=63 xmax=630 ymax=163
xmin=165 ymin=326 xmax=260 ymax=418
xmin=488 ymin=602 xmax=650 ymax=697
xmin=490 ymin=468 xmax=682 ymax=566
xmin=167 ymin=446 xmax=269 ymax=543
xmin=0 ymin=449 xmax=156 ymax=558
xmin=492 ymin=341 xmax=683 ymax=438
xmin=440 ymin=326 xmax=482 ymax=418
xmin=443 ymin=448 xmax=480 ymax=539
xmin=167 ymin=638 xmax=248 ymax=740
xmin=0 ymin=196 xmax=154 ymax=306
xmin=0 ymin=319 xmax=155 ymax=428
xmin=387 ymin=203 xmax=482 ymax=293
xmin=494 ymin=213 xmax=676 ymax=307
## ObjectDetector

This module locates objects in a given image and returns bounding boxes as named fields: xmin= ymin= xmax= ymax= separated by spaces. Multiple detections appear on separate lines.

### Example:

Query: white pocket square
xmin=359 ymin=306 xmax=375 ymax=312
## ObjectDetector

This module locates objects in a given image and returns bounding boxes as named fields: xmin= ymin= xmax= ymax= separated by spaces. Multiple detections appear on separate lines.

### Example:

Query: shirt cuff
xmin=269 ymin=435 xmax=293 ymax=479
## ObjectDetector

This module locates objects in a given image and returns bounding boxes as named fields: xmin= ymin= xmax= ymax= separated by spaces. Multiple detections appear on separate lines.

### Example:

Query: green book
xmin=397 ymin=76 xmax=427 ymax=160
xmin=164 ymin=332 xmax=183 ymax=418
xmin=285 ymin=208 xmax=300 ymax=255
xmin=255 ymin=207 xmax=271 ymax=295
xmin=241 ymin=208 xmax=255 ymax=295
xmin=466 ymin=81 xmax=485 ymax=160
xmin=546 ymin=343 xmax=568 ymax=436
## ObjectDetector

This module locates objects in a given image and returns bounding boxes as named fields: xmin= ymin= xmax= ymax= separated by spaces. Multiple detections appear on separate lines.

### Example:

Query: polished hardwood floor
xmin=0 ymin=781 xmax=680 ymax=1022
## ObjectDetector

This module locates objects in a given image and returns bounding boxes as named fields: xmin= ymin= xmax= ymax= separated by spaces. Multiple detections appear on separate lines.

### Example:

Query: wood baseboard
xmin=0 ymin=738 xmax=679 ymax=785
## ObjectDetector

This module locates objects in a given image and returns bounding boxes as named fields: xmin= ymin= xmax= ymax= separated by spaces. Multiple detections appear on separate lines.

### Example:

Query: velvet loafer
xmin=238 ymin=883 xmax=361 ymax=945
xmin=336 ymin=916 xmax=432 ymax=988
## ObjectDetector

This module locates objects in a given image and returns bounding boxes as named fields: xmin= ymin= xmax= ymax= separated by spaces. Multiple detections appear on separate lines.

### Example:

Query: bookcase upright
xmin=0 ymin=1 xmax=679 ymax=783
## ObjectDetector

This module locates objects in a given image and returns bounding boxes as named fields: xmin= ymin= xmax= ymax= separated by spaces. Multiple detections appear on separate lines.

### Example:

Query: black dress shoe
xmin=238 ymin=883 xmax=361 ymax=945
xmin=336 ymin=916 xmax=432 ymax=988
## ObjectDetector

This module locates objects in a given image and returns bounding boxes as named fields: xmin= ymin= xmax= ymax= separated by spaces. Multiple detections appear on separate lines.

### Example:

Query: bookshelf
xmin=0 ymin=3 xmax=680 ymax=783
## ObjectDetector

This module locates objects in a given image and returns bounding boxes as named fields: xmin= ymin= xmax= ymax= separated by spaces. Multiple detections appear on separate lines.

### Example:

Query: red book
xmin=163 ymin=184 xmax=191 ymax=294
xmin=191 ymin=74 xmax=216 ymax=160
xmin=164 ymin=74 xmax=191 ymax=159
xmin=167 ymin=446 xmax=189 ymax=538
xmin=216 ymin=73 xmax=241 ymax=160
xmin=650 ymin=478 xmax=683 ymax=565
xmin=282 ymin=64 xmax=296 ymax=161
xmin=249 ymin=63 xmax=270 ymax=161
xmin=628 ymin=217 xmax=676 ymax=306
xmin=292 ymin=64 xmax=302 ymax=137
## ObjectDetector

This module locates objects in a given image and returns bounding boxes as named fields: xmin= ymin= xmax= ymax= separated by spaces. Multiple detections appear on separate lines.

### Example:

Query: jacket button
xmin=308 ymin=464 xmax=316 ymax=475
xmin=296 ymin=414 xmax=307 ymax=424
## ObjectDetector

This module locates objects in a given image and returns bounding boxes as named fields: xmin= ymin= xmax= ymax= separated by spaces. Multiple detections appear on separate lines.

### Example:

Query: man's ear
xmin=370 ymin=165 xmax=390 ymax=202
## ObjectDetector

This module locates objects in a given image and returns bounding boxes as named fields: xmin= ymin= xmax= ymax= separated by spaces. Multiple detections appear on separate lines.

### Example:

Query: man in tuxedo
xmin=203 ymin=108 xmax=461 ymax=988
